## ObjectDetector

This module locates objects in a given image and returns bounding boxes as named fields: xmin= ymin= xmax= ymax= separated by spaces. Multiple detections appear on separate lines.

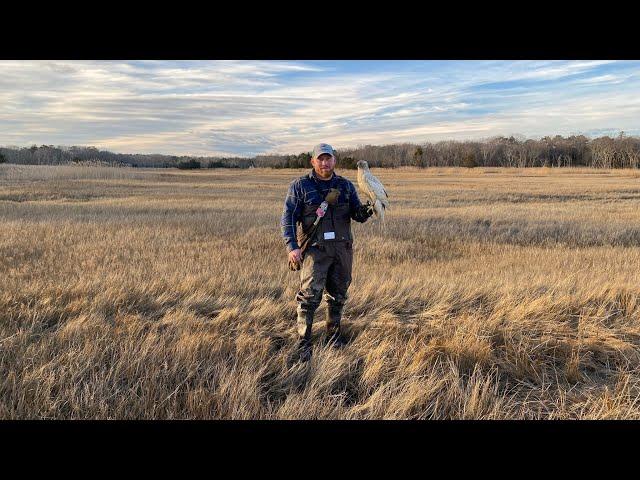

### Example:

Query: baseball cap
xmin=312 ymin=143 xmax=335 ymax=160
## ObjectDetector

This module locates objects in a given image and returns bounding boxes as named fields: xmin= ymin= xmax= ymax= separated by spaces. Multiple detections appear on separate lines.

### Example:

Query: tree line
xmin=0 ymin=145 xmax=254 ymax=169
xmin=256 ymin=133 xmax=640 ymax=169
xmin=2 ymin=133 xmax=639 ymax=169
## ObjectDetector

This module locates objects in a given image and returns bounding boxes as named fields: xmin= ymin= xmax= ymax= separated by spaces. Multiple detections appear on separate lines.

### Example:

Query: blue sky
xmin=1 ymin=60 xmax=639 ymax=156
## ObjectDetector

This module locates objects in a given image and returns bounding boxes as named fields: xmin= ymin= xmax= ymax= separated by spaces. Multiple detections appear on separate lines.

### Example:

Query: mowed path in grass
xmin=2 ymin=164 xmax=640 ymax=419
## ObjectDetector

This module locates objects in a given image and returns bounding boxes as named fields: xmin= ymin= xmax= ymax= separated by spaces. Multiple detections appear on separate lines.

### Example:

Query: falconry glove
xmin=355 ymin=201 xmax=375 ymax=219
xmin=364 ymin=201 xmax=375 ymax=217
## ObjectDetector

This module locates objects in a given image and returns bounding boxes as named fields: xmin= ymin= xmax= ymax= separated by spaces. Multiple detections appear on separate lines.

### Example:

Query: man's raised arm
xmin=348 ymin=181 xmax=373 ymax=223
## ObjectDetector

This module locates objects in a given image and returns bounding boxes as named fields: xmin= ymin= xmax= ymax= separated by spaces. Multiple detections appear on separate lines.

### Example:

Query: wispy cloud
xmin=0 ymin=60 xmax=639 ymax=156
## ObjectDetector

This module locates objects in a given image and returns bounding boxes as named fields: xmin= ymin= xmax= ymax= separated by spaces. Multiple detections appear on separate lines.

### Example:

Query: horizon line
xmin=1 ymin=130 xmax=635 ymax=159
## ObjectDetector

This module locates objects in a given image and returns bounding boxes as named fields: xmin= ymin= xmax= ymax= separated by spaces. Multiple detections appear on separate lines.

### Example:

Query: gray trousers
xmin=295 ymin=242 xmax=353 ymax=339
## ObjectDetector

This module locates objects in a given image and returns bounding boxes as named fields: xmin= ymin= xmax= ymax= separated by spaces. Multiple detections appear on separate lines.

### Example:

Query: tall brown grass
xmin=2 ymin=163 xmax=640 ymax=419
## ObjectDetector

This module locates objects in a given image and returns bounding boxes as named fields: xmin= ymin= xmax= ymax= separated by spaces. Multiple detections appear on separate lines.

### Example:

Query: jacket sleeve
xmin=348 ymin=181 xmax=372 ymax=223
xmin=281 ymin=180 xmax=303 ymax=252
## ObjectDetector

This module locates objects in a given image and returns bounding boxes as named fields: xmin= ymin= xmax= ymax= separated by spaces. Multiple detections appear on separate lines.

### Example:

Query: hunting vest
xmin=297 ymin=175 xmax=353 ymax=247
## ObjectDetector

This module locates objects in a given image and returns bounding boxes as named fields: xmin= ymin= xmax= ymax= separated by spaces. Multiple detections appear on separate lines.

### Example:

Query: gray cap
xmin=312 ymin=143 xmax=335 ymax=160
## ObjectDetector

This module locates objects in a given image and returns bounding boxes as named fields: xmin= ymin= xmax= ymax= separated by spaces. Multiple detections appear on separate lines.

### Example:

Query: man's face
xmin=311 ymin=153 xmax=336 ymax=179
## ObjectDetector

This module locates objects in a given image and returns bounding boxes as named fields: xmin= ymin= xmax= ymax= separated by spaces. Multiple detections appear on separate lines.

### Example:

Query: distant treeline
xmin=0 ymin=145 xmax=254 ymax=169
xmin=2 ymin=133 xmax=640 ymax=169
xmin=256 ymin=133 xmax=640 ymax=169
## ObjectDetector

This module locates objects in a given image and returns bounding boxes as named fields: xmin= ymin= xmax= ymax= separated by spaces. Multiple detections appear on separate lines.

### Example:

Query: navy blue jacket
xmin=281 ymin=170 xmax=370 ymax=252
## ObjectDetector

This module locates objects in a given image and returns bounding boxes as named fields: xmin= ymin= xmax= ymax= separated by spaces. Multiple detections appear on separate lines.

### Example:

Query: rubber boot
xmin=326 ymin=305 xmax=347 ymax=348
xmin=296 ymin=307 xmax=314 ymax=362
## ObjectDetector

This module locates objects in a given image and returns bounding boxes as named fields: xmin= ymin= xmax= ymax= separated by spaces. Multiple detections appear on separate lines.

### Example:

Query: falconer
xmin=281 ymin=143 xmax=374 ymax=362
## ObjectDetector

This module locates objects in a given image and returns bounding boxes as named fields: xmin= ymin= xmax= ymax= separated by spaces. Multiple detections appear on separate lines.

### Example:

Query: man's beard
xmin=317 ymin=167 xmax=333 ymax=178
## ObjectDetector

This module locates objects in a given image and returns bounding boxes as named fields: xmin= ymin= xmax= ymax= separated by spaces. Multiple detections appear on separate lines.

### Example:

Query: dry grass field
xmin=3 ymin=163 xmax=640 ymax=419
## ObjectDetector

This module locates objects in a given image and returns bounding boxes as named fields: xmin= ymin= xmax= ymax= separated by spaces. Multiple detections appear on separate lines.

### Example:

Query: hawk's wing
xmin=357 ymin=169 xmax=375 ymax=203
xmin=364 ymin=170 xmax=389 ymax=209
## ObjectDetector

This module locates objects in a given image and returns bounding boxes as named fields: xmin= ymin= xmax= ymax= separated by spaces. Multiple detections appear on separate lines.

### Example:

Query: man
xmin=281 ymin=143 xmax=374 ymax=362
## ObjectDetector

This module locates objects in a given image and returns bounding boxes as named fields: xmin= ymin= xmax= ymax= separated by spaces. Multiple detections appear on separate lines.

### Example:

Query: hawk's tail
xmin=374 ymin=199 xmax=385 ymax=222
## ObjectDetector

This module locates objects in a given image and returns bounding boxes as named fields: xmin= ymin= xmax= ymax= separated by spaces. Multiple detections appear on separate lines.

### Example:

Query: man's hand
xmin=352 ymin=201 xmax=375 ymax=222
xmin=363 ymin=201 xmax=375 ymax=217
xmin=289 ymin=248 xmax=302 ymax=265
